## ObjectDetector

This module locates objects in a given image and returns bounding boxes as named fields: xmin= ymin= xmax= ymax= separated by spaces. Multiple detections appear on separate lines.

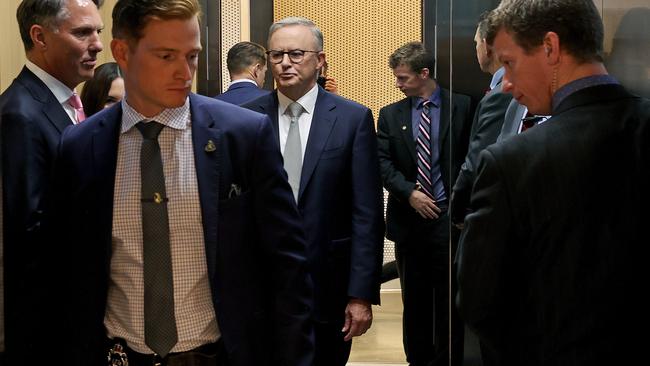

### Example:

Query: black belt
xmin=107 ymin=338 xmax=223 ymax=366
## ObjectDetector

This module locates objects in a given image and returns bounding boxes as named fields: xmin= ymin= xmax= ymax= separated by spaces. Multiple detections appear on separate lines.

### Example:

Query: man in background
xmin=0 ymin=0 xmax=103 ymax=363
xmin=377 ymin=41 xmax=472 ymax=366
xmin=450 ymin=10 xmax=512 ymax=228
xmin=215 ymin=41 xmax=270 ymax=105
xmin=244 ymin=16 xmax=384 ymax=366
xmin=456 ymin=0 xmax=649 ymax=364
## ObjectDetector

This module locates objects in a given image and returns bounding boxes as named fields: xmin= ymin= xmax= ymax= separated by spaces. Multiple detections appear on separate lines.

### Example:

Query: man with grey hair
xmin=456 ymin=0 xmax=649 ymax=365
xmin=0 ymin=0 xmax=103 ymax=363
xmin=244 ymin=16 xmax=384 ymax=366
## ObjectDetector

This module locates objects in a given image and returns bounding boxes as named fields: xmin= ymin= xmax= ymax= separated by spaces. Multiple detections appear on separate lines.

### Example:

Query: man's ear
xmin=542 ymin=31 xmax=561 ymax=65
xmin=419 ymin=67 xmax=430 ymax=79
xmin=30 ymin=25 xmax=47 ymax=50
xmin=111 ymin=39 xmax=130 ymax=71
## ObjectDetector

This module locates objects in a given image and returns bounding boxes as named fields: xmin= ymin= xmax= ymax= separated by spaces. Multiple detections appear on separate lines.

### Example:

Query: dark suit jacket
xmin=450 ymin=79 xmax=512 ymax=224
xmin=377 ymin=88 xmax=472 ymax=244
xmin=214 ymin=81 xmax=270 ymax=106
xmin=456 ymin=83 xmax=650 ymax=365
xmin=496 ymin=98 xmax=527 ymax=143
xmin=243 ymin=88 xmax=384 ymax=321
xmin=0 ymin=67 xmax=72 ymax=363
xmin=51 ymin=94 xmax=314 ymax=366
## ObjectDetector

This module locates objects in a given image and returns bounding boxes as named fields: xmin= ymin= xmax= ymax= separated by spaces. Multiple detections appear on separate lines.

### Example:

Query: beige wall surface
xmin=0 ymin=0 xmax=117 ymax=93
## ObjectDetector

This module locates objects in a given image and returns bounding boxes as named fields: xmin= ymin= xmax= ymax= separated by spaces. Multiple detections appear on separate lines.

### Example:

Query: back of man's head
xmin=227 ymin=41 xmax=266 ymax=76
xmin=486 ymin=0 xmax=604 ymax=63
xmin=17 ymin=0 xmax=102 ymax=52
xmin=112 ymin=0 xmax=200 ymax=44
xmin=389 ymin=41 xmax=435 ymax=78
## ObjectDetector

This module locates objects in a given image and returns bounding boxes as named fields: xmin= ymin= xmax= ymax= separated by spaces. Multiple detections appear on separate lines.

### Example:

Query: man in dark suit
xmin=377 ymin=41 xmax=472 ymax=366
xmin=50 ymin=1 xmax=314 ymax=365
xmin=243 ymin=17 xmax=384 ymax=366
xmin=450 ymin=11 xmax=512 ymax=228
xmin=0 ymin=0 xmax=103 ymax=363
xmin=214 ymin=41 xmax=270 ymax=105
xmin=456 ymin=1 xmax=649 ymax=365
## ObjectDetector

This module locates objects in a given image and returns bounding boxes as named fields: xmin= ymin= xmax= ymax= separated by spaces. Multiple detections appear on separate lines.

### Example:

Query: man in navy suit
xmin=243 ymin=17 xmax=384 ymax=366
xmin=377 ymin=42 xmax=472 ymax=366
xmin=50 ymin=1 xmax=314 ymax=365
xmin=214 ymin=41 xmax=270 ymax=105
xmin=456 ymin=0 xmax=649 ymax=364
xmin=0 ymin=0 xmax=103 ymax=363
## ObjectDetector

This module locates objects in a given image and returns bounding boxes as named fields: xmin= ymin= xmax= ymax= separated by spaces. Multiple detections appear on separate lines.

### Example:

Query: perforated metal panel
xmin=274 ymin=1 xmax=422 ymax=263
xmin=273 ymin=1 xmax=421 ymax=124
xmin=221 ymin=0 xmax=242 ymax=91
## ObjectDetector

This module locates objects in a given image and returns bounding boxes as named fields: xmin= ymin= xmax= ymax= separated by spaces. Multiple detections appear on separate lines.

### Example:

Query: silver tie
xmin=284 ymin=102 xmax=304 ymax=202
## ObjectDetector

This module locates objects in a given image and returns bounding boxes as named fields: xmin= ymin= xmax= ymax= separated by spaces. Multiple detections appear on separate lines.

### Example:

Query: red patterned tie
xmin=68 ymin=93 xmax=86 ymax=123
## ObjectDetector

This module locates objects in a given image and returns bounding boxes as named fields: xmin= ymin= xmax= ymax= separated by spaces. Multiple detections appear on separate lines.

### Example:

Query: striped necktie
xmin=416 ymin=100 xmax=434 ymax=199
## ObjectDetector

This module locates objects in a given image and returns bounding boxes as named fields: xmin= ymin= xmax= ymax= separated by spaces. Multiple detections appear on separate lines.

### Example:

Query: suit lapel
xmin=18 ymin=67 xmax=72 ymax=133
xmin=256 ymin=92 xmax=281 ymax=148
xmin=396 ymin=98 xmax=417 ymax=164
xmin=299 ymin=89 xmax=337 ymax=200
xmin=189 ymin=94 xmax=221 ymax=281
xmin=439 ymin=88 xmax=452 ymax=152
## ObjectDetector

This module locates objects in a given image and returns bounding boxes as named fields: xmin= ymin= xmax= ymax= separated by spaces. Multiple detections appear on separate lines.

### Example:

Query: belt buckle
xmin=107 ymin=343 xmax=129 ymax=366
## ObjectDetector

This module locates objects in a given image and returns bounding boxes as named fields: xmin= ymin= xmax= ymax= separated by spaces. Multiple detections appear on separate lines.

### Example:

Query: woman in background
xmin=80 ymin=62 xmax=125 ymax=117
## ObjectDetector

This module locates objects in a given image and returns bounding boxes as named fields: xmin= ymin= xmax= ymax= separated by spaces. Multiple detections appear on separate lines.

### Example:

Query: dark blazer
xmin=243 ymin=88 xmax=384 ymax=321
xmin=51 ymin=94 xmax=314 ymax=366
xmin=214 ymin=81 xmax=270 ymax=106
xmin=496 ymin=98 xmax=526 ymax=143
xmin=450 ymin=79 xmax=512 ymax=224
xmin=0 ymin=66 xmax=72 ymax=363
xmin=377 ymin=88 xmax=472 ymax=244
xmin=456 ymin=83 xmax=650 ymax=365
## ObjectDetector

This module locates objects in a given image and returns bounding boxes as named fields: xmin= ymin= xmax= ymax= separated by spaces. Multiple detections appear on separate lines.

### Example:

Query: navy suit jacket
xmin=377 ymin=89 xmax=473 ymax=244
xmin=0 ymin=66 xmax=72 ymax=363
xmin=457 ymin=84 xmax=650 ymax=365
xmin=50 ymin=94 xmax=314 ymax=366
xmin=450 ymin=78 xmax=512 ymax=224
xmin=243 ymin=88 xmax=384 ymax=322
xmin=214 ymin=81 xmax=270 ymax=106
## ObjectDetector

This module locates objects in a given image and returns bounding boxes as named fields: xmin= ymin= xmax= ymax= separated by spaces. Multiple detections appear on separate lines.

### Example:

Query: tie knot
xmin=137 ymin=121 xmax=165 ymax=140
xmin=68 ymin=93 xmax=83 ymax=109
xmin=286 ymin=102 xmax=304 ymax=119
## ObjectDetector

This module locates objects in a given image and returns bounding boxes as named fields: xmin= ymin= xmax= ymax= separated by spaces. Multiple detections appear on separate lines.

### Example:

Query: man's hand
xmin=324 ymin=76 xmax=338 ymax=94
xmin=342 ymin=298 xmax=372 ymax=341
xmin=409 ymin=189 xmax=441 ymax=219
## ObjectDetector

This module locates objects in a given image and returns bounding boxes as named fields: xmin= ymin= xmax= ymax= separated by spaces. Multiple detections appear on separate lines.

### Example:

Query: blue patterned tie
xmin=416 ymin=101 xmax=434 ymax=199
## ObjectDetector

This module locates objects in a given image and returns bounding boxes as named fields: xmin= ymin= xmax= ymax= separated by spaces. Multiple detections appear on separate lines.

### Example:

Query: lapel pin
xmin=205 ymin=139 xmax=216 ymax=152
xmin=402 ymin=125 xmax=407 ymax=130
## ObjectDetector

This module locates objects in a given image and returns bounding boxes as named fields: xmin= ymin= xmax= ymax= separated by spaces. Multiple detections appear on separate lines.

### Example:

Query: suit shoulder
xmin=326 ymin=92 xmax=369 ymax=112
xmin=379 ymin=97 xmax=409 ymax=115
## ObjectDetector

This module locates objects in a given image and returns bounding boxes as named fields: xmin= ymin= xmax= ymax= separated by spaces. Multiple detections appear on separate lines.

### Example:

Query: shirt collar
xmin=277 ymin=84 xmax=319 ymax=116
xmin=25 ymin=59 xmax=75 ymax=104
xmin=491 ymin=67 xmax=505 ymax=90
xmin=416 ymin=86 xmax=441 ymax=109
xmin=552 ymin=74 xmax=619 ymax=112
xmin=230 ymin=79 xmax=258 ymax=87
xmin=120 ymin=97 xmax=191 ymax=134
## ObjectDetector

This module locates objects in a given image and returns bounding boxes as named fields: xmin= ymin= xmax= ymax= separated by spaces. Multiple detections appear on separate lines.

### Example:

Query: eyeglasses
xmin=266 ymin=49 xmax=320 ymax=64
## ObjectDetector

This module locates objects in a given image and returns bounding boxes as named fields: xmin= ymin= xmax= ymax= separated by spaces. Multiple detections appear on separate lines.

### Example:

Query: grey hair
xmin=268 ymin=16 xmax=324 ymax=51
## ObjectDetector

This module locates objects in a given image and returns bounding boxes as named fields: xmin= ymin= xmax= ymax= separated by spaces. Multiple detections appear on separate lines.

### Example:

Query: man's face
xmin=393 ymin=64 xmax=428 ymax=97
xmin=494 ymin=29 xmax=552 ymax=115
xmin=268 ymin=25 xmax=324 ymax=98
xmin=112 ymin=16 xmax=202 ymax=117
xmin=41 ymin=0 xmax=103 ymax=89
xmin=474 ymin=28 xmax=490 ymax=73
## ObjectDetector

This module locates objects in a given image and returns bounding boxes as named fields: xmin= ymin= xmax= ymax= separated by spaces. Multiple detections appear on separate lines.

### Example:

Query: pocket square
xmin=228 ymin=183 xmax=242 ymax=198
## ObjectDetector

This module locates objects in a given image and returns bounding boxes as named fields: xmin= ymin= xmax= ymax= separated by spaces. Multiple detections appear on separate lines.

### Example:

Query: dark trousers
xmin=313 ymin=321 xmax=352 ymax=366
xmin=395 ymin=212 xmax=464 ymax=366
